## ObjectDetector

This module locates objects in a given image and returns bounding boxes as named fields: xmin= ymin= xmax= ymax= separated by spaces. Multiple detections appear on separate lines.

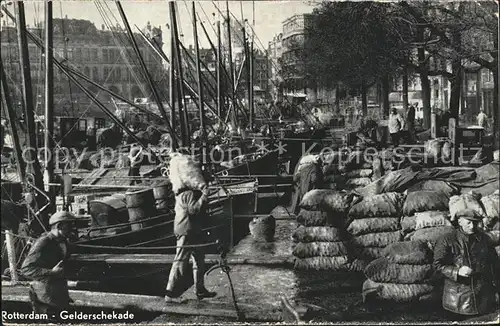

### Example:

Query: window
xmin=74 ymin=47 xmax=82 ymax=61
xmin=103 ymin=49 xmax=108 ymax=63
xmin=116 ymin=68 xmax=121 ymax=81
xmin=92 ymin=67 xmax=99 ymax=80
xmin=92 ymin=49 xmax=98 ymax=61
xmin=83 ymin=48 xmax=90 ymax=60
xmin=95 ymin=118 xmax=105 ymax=129
xmin=78 ymin=119 xmax=87 ymax=131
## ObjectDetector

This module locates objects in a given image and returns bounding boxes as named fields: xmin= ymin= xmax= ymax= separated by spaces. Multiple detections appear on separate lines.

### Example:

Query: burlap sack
xmin=292 ymin=242 xmax=348 ymax=258
xmin=362 ymin=279 xmax=436 ymax=303
xmin=300 ymin=189 xmax=354 ymax=214
xmin=364 ymin=257 xmax=434 ymax=284
xmin=449 ymin=193 xmax=486 ymax=222
xmin=349 ymin=192 xmax=406 ymax=218
xmin=403 ymin=191 xmax=449 ymax=216
xmin=382 ymin=241 xmax=433 ymax=265
xmin=346 ymin=169 xmax=373 ymax=179
xmin=481 ymin=190 xmax=499 ymax=229
xmin=347 ymin=217 xmax=400 ymax=236
xmin=346 ymin=177 xmax=372 ymax=188
xmin=349 ymin=259 xmax=370 ymax=273
xmin=322 ymin=191 xmax=358 ymax=214
xmin=296 ymin=209 xmax=330 ymax=227
xmin=357 ymin=247 xmax=386 ymax=260
xmin=294 ymin=256 xmax=350 ymax=271
xmin=169 ymin=153 xmax=206 ymax=193
xmin=352 ymin=231 xmax=402 ymax=248
xmin=407 ymin=226 xmax=455 ymax=245
xmin=401 ymin=211 xmax=451 ymax=233
xmin=406 ymin=180 xmax=459 ymax=198
xmin=292 ymin=226 xmax=343 ymax=242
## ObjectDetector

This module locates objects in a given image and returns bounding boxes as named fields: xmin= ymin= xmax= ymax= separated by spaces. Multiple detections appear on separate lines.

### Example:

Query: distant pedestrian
xmin=388 ymin=107 xmax=405 ymax=147
xmin=407 ymin=103 xmax=416 ymax=144
xmin=477 ymin=109 xmax=488 ymax=129
xmin=128 ymin=146 xmax=143 ymax=186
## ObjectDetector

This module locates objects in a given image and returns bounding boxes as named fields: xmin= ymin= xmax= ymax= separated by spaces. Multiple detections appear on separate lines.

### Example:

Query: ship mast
xmin=192 ymin=2 xmax=206 ymax=156
xmin=15 ymin=1 xmax=47 ymax=232
xmin=44 ymin=1 xmax=55 ymax=210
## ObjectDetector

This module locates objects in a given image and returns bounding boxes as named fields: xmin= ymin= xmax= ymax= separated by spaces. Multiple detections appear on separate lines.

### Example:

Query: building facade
xmin=1 ymin=18 xmax=166 ymax=130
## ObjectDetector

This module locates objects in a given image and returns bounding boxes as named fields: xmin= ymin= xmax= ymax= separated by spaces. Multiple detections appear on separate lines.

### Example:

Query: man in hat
xmin=21 ymin=211 xmax=76 ymax=317
xmin=433 ymin=209 xmax=500 ymax=320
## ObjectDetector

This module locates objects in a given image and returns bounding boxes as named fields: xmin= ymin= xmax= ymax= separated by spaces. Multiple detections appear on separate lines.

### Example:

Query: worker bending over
xmin=21 ymin=211 xmax=76 ymax=318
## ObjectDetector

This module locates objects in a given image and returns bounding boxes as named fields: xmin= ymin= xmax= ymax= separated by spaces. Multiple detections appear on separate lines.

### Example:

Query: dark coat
xmin=433 ymin=228 xmax=500 ymax=316
xmin=20 ymin=233 xmax=71 ymax=308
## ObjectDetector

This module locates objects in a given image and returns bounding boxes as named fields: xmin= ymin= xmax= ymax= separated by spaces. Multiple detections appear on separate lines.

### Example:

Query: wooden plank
xmin=69 ymin=253 xmax=294 ymax=266
xmin=1 ymin=285 xmax=282 ymax=321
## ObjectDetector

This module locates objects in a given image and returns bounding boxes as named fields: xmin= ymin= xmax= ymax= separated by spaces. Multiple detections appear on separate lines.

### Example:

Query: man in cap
xmin=21 ymin=211 xmax=76 ymax=317
xmin=164 ymin=177 xmax=216 ymax=303
xmin=433 ymin=209 xmax=499 ymax=320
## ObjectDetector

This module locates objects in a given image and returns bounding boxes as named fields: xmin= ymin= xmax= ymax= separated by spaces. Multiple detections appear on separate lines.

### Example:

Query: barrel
xmin=152 ymin=183 xmax=173 ymax=212
xmin=125 ymin=188 xmax=157 ymax=231
xmin=88 ymin=194 xmax=128 ymax=229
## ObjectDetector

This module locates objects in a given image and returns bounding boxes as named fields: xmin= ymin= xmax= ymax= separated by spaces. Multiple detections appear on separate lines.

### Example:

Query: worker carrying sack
xmin=168 ymin=152 xmax=206 ymax=194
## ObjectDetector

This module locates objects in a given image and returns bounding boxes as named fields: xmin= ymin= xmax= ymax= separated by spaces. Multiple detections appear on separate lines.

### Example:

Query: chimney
xmin=102 ymin=24 xmax=105 ymax=30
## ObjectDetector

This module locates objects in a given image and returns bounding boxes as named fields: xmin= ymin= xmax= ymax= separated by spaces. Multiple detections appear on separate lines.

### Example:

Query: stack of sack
xmin=346 ymin=192 xmax=406 ymax=270
xmin=293 ymin=189 xmax=357 ymax=271
xmin=336 ymin=150 xmax=376 ymax=191
xmin=401 ymin=190 xmax=455 ymax=248
xmin=362 ymin=241 xmax=440 ymax=304
xmin=293 ymin=189 xmax=365 ymax=292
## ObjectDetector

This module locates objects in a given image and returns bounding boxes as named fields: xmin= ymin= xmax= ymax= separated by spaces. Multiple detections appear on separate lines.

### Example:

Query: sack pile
xmin=362 ymin=241 xmax=440 ymax=304
xmin=293 ymin=189 xmax=357 ymax=272
xmin=346 ymin=193 xmax=405 ymax=263
xmin=400 ymin=190 xmax=454 ymax=247
xmin=337 ymin=150 xmax=376 ymax=192
xmin=292 ymin=225 xmax=351 ymax=271
xmin=168 ymin=152 xmax=206 ymax=194
xmin=481 ymin=190 xmax=499 ymax=230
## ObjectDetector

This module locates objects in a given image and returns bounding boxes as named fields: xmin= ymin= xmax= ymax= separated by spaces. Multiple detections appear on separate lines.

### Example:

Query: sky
xmin=3 ymin=1 xmax=315 ymax=52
